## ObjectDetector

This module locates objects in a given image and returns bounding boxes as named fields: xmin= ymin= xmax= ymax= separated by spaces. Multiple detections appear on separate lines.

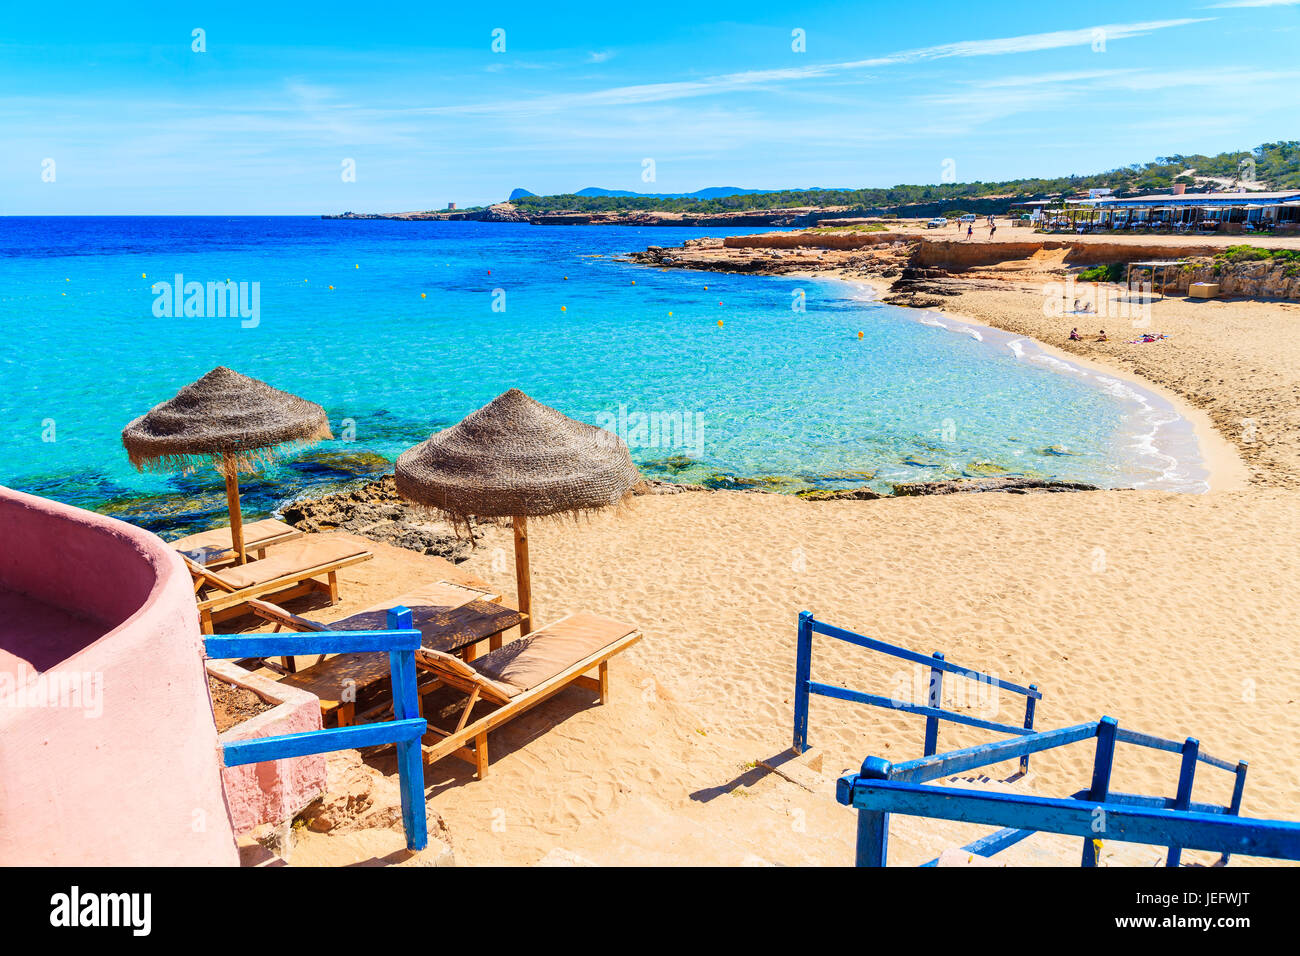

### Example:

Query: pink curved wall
xmin=0 ymin=486 xmax=238 ymax=866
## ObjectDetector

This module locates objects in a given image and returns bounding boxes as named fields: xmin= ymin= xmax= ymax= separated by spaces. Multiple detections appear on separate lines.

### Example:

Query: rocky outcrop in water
xmin=890 ymin=477 xmax=1104 ymax=496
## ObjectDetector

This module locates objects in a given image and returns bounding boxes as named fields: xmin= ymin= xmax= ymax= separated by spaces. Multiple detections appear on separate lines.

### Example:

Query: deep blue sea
xmin=0 ymin=216 xmax=1206 ymax=538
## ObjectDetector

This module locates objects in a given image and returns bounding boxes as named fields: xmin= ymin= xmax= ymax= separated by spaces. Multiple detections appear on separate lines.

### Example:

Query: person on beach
xmin=967 ymin=223 xmax=973 ymax=240
xmin=989 ymin=220 xmax=997 ymax=238
xmin=1069 ymin=328 xmax=1081 ymax=341
xmin=1097 ymin=329 xmax=1108 ymax=342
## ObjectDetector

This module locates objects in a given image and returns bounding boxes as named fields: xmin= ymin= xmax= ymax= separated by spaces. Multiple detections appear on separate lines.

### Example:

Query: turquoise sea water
xmin=0 ymin=217 xmax=1206 ymax=537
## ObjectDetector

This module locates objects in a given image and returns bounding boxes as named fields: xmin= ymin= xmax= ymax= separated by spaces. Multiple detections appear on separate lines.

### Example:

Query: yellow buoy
xmin=703 ymin=285 xmax=708 ymax=290
xmin=668 ymin=311 xmax=673 ymax=317
xmin=141 ymin=273 xmax=147 ymax=278
xmin=65 ymin=278 xmax=69 ymax=282
xmin=355 ymin=264 xmax=359 ymax=268
xmin=328 ymin=285 xmax=334 ymax=290
xmin=564 ymin=276 xmax=568 ymax=280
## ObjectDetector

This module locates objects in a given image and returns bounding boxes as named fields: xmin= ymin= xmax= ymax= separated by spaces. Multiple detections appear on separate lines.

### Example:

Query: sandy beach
xmin=270 ymin=482 xmax=1299 ymax=867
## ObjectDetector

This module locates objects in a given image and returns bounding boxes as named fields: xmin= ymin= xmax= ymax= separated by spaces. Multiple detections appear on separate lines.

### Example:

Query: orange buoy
xmin=561 ymin=305 xmax=567 ymax=311
xmin=858 ymin=331 xmax=864 ymax=339
xmin=420 ymin=293 xmax=427 ymax=298
xmin=717 ymin=319 xmax=723 ymax=327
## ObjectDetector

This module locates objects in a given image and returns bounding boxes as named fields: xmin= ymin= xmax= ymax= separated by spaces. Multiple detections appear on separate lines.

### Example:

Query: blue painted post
xmin=1166 ymin=736 xmax=1199 ymax=867
xmin=387 ymin=606 xmax=428 ymax=852
xmin=922 ymin=653 xmax=945 ymax=756
xmin=1081 ymin=716 xmax=1118 ymax=867
xmin=1221 ymin=761 xmax=1249 ymax=865
xmin=1020 ymin=684 xmax=1038 ymax=774
xmin=855 ymin=756 xmax=893 ymax=867
xmin=793 ymin=611 xmax=814 ymax=754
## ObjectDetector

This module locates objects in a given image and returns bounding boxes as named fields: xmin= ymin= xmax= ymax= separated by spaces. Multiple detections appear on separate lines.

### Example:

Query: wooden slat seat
xmin=246 ymin=581 xmax=521 ymax=726
xmin=172 ymin=517 xmax=302 ymax=565
xmin=183 ymin=536 xmax=374 ymax=632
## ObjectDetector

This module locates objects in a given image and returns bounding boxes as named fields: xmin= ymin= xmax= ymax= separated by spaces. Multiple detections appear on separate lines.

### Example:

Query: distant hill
xmin=508 ymin=188 xmax=536 ymax=200
xmin=507 ymin=142 xmax=1300 ymax=216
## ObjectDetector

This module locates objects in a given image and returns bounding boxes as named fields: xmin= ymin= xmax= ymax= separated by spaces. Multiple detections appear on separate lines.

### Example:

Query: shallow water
xmin=0 ymin=217 xmax=1207 ymax=537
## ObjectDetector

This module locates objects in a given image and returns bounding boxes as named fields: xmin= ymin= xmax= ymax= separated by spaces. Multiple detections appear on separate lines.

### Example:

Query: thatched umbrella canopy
xmin=122 ymin=366 xmax=332 ymax=563
xmin=395 ymin=388 xmax=642 ymax=633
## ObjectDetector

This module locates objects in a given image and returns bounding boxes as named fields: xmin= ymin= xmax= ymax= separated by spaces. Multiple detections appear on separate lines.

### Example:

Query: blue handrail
xmin=836 ymin=716 xmax=1288 ymax=867
xmin=205 ymin=605 xmax=428 ymax=851
xmin=793 ymin=612 xmax=1041 ymax=769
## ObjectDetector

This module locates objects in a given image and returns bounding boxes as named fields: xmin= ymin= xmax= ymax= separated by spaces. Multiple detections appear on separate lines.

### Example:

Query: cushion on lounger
xmin=172 ymin=518 xmax=300 ymax=564
xmin=468 ymin=611 xmax=638 ymax=693
xmin=214 ymin=537 xmax=370 ymax=589
xmin=419 ymin=648 xmax=520 ymax=699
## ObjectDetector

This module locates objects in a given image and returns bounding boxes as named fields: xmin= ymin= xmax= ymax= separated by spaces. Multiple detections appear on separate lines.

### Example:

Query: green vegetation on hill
xmin=508 ymin=142 xmax=1299 ymax=215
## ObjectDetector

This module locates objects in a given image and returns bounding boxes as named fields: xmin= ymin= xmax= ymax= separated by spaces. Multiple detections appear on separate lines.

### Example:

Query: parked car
xmin=926 ymin=217 xmax=948 ymax=229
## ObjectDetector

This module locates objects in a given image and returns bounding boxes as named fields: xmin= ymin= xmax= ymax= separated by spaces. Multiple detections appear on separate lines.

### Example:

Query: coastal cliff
xmin=324 ymin=202 xmax=818 ymax=227
xmin=628 ymin=230 xmax=1300 ymax=301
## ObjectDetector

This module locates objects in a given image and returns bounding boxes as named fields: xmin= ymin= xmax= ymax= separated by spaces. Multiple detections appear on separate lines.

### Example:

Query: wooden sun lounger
xmin=417 ymin=611 xmax=641 ymax=779
xmin=249 ymin=581 xmax=515 ymax=725
xmin=183 ymin=536 xmax=374 ymax=633
xmin=172 ymin=517 xmax=303 ymax=566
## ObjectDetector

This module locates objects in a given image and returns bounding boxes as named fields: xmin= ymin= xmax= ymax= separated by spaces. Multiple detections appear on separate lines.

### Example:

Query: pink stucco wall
xmin=0 ymin=485 xmax=239 ymax=866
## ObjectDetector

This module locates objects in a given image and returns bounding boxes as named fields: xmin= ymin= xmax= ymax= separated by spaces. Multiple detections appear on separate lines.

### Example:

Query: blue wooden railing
xmin=795 ymin=614 xmax=1291 ymax=866
xmin=205 ymin=605 xmax=428 ymax=851
xmin=793 ymin=611 xmax=1041 ymax=769
xmin=836 ymin=717 xmax=1300 ymax=867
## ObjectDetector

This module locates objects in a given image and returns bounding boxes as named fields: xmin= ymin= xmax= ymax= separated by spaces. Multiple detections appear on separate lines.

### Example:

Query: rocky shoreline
xmin=627 ymin=228 xmax=1300 ymax=301
xmin=281 ymin=474 xmax=1104 ymax=557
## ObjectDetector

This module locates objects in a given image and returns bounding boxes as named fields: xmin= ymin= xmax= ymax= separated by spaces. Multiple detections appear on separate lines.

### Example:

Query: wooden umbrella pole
xmin=513 ymin=514 xmax=532 ymax=635
xmin=222 ymin=454 xmax=247 ymax=564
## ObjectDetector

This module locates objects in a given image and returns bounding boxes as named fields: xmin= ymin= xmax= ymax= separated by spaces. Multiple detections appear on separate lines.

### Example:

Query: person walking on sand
xmin=989 ymin=219 xmax=997 ymax=238
xmin=967 ymin=223 xmax=973 ymax=241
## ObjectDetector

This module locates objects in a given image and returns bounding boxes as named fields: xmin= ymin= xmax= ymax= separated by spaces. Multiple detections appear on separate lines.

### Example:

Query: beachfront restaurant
xmin=1051 ymin=190 xmax=1300 ymax=234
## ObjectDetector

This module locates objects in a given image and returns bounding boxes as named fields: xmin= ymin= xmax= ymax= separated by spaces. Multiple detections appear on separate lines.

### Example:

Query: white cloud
xmin=416 ymin=18 xmax=1213 ymax=116
xmin=1207 ymin=0 xmax=1299 ymax=8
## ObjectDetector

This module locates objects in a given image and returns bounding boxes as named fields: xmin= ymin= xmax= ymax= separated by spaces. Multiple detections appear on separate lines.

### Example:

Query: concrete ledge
xmin=207 ymin=660 xmax=327 ymax=834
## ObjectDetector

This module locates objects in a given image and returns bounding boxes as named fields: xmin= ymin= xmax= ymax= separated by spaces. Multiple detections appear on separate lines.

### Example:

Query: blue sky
xmin=2 ymin=1 xmax=1298 ymax=214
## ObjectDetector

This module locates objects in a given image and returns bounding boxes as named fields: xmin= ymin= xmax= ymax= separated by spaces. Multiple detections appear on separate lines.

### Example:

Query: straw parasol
xmin=395 ymin=388 xmax=642 ymax=634
xmin=122 ymin=366 xmax=332 ymax=563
